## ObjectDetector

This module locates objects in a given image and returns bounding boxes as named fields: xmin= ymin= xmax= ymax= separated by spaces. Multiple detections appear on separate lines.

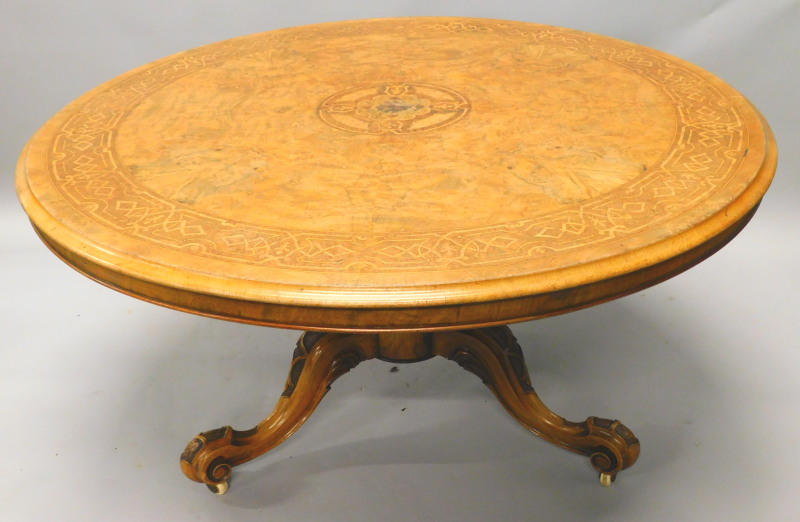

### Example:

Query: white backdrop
xmin=2 ymin=1 xmax=798 ymax=520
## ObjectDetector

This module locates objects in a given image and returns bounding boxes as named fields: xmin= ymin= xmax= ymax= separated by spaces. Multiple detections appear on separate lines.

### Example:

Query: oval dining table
xmin=16 ymin=17 xmax=777 ymax=494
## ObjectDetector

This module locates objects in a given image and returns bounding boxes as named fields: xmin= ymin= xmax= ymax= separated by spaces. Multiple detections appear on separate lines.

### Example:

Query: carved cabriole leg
xmin=181 ymin=326 xmax=638 ymax=494
xmin=180 ymin=331 xmax=377 ymax=493
xmin=431 ymin=326 xmax=640 ymax=485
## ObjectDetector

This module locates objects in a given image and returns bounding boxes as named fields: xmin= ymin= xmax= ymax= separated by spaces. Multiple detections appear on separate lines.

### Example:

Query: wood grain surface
xmin=16 ymin=17 xmax=777 ymax=331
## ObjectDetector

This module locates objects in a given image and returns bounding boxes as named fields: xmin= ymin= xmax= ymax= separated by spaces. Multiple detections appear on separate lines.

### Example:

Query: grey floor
xmin=3 ymin=1 xmax=799 ymax=520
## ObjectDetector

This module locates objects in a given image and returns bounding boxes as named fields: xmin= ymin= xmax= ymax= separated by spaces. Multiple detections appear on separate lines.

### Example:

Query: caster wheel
xmin=206 ymin=480 xmax=229 ymax=495
xmin=599 ymin=472 xmax=616 ymax=487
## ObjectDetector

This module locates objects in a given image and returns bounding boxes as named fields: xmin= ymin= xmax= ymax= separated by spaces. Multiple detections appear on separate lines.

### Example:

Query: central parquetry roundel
xmin=318 ymin=83 xmax=470 ymax=134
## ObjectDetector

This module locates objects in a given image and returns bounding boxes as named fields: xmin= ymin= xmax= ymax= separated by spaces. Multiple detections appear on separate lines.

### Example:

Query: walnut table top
xmin=16 ymin=17 xmax=777 ymax=332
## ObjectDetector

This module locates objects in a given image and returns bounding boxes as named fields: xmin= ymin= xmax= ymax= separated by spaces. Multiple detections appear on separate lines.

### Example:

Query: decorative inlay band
xmin=318 ymin=83 xmax=470 ymax=134
xmin=39 ymin=18 xmax=754 ymax=276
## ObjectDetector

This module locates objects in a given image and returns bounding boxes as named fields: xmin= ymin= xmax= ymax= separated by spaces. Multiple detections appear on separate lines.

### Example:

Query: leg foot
xmin=180 ymin=331 xmax=377 ymax=493
xmin=433 ymin=326 xmax=640 ymax=484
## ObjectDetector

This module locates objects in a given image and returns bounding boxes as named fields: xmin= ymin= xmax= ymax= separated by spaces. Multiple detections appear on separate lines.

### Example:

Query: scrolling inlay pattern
xmin=46 ymin=19 xmax=748 ymax=273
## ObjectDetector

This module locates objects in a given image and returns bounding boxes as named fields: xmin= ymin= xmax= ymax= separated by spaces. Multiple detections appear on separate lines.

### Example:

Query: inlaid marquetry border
xmin=45 ymin=18 xmax=749 ymax=273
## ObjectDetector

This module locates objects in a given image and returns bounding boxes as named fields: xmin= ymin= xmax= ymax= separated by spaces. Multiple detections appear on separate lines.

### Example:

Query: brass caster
xmin=206 ymin=480 xmax=229 ymax=495
xmin=599 ymin=472 xmax=616 ymax=487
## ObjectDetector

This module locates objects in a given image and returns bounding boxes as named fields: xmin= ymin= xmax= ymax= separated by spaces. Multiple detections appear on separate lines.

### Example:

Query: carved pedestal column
xmin=180 ymin=327 xmax=639 ymax=493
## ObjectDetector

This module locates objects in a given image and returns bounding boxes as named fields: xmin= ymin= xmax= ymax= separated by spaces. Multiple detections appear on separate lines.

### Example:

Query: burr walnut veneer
xmin=16 ymin=18 xmax=776 ymax=493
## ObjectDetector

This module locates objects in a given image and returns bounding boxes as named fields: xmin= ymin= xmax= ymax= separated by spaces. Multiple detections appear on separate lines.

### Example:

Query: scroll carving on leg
xmin=180 ymin=331 xmax=377 ymax=494
xmin=181 ymin=327 xmax=637 ymax=493
xmin=433 ymin=326 xmax=640 ymax=485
